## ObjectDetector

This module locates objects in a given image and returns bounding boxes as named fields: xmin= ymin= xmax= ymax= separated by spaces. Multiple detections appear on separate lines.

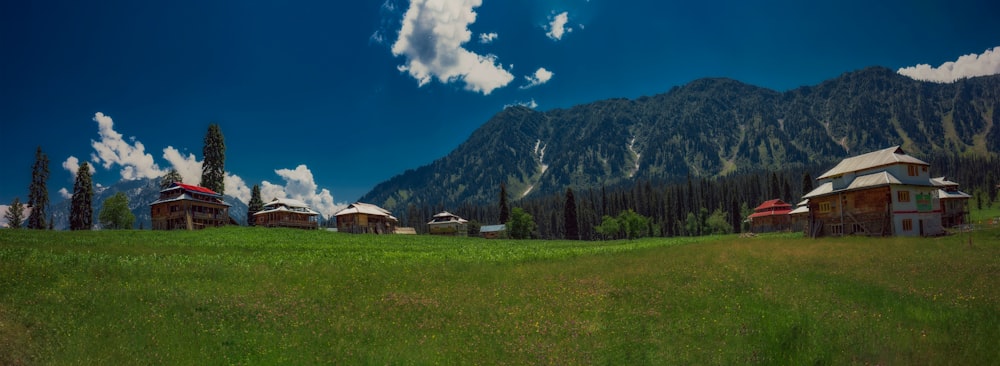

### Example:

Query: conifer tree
xmin=801 ymin=172 xmax=814 ymax=197
xmin=499 ymin=182 xmax=510 ymax=224
xmin=247 ymin=184 xmax=264 ymax=226
xmin=161 ymin=168 xmax=183 ymax=189
xmin=70 ymin=162 xmax=94 ymax=230
xmin=564 ymin=187 xmax=579 ymax=240
xmin=4 ymin=197 xmax=25 ymax=229
xmin=201 ymin=124 xmax=226 ymax=194
xmin=27 ymin=146 xmax=49 ymax=229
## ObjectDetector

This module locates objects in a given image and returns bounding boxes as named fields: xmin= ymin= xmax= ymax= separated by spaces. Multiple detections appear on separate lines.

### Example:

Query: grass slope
xmin=2 ymin=228 xmax=999 ymax=365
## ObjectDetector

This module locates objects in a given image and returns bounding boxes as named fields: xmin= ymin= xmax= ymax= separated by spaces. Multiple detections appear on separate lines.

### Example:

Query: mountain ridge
xmin=362 ymin=66 xmax=1000 ymax=212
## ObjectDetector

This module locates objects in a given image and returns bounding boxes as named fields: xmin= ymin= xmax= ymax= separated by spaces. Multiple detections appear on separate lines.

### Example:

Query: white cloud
xmin=59 ymin=188 xmax=72 ymax=199
xmin=391 ymin=0 xmax=514 ymax=95
xmin=89 ymin=112 xmax=166 ymax=180
xmin=504 ymin=99 xmax=539 ymax=109
xmin=898 ymin=46 xmax=1000 ymax=83
xmin=259 ymin=165 xmax=347 ymax=218
xmin=162 ymin=147 xmax=202 ymax=185
xmin=546 ymin=12 xmax=571 ymax=41
xmin=479 ymin=32 xmax=498 ymax=44
xmin=62 ymin=155 xmax=95 ymax=178
xmin=520 ymin=67 xmax=554 ymax=89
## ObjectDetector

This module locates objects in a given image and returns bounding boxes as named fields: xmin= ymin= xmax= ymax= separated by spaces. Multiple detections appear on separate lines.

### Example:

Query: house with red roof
xmin=150 ymin=182 xmax=231 ymax=230
xmin=747 ymin=199 xmax=793 ymax=233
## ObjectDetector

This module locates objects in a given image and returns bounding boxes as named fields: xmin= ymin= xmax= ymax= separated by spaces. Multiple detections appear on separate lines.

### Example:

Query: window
xmin=819 ymin=202 xmax=832 ymax=213
xmin=907 ymin=165 xmax=919 ymax=176
xmin=897 ymin=191 xmax=910 ymax=202
xmin=902 ymin=219 xmax=913 ymax=231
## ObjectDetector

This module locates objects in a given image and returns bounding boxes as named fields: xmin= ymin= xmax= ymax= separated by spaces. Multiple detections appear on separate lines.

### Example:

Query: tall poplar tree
xmin=498 ymin=182 xmax=510 ymax=224
xmin=70 ymin=162 xmax=94 ymax=230
xmin=201 ymin=124 xmax=226 ymax=194
xmin=247 ymin=184 xmax=264 ymax=226
xmin=27 ymin=146 xmax=49 ymax=229
xmin=564 ymin=187 xmax=579 ymax=240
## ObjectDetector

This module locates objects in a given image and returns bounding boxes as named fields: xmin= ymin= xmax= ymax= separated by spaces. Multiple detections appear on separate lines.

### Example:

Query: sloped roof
xmin=753 ymin=199 xmax=791 ymax=212
xmin=263 ymin=198 xmax=310 ymax=209
xmin=817 ymin=146 xmax=929 ymax=180
xmin=802 ymin=182 xmax=834 ymax=199
xmin=846 ymin=171 xmax=903 ymax=190
xmin=480 ymin=224 xmax=506 ymax=233
xmin=789 ymin=205 xmax=809 ymax=215
xmin=171 ymin=182 xmax=221 ymax=196
xmin=938 ymin=189 xmax=972 ymax=199
xmin=931 ymin=176 xmax=959 ymax=188
xmin=334 ymin=202 xmax=397 ymax=221
xmin=428 ymin=211 xmax=468 ymax=225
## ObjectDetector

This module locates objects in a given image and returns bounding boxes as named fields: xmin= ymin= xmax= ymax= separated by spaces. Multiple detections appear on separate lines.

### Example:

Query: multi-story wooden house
xmin=333 ymin=202 xmax=398 ymax=234
xmin=747 ymin=199 xmax=793 ymax=233
xmin=932 ymin=177 xmax=971 ymax=229
xmin=427 ymin=211 xmax=469 ymax=236
xmin=253 ymin=198 xmax=320 ymax=229
xmin=150 ymin=182 xmax=230 ymax=230
xmin=803 ymin=146 xmax=943 ymax=237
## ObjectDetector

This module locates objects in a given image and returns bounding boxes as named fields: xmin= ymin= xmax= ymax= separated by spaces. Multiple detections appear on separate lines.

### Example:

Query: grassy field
xmin=1 ymin=228 xmax=998 ymax=365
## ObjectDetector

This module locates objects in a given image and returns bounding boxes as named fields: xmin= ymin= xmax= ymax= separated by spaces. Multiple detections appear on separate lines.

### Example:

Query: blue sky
xmin=1 ymin=0 xmax=998 ymax=218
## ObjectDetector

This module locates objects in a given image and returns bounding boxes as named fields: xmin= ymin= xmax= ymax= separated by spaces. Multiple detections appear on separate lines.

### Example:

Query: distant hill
xmin=362 ymin=66 xmax=1000 ymax=211
xmin=50 ymin=177 xmax=249 ymax=230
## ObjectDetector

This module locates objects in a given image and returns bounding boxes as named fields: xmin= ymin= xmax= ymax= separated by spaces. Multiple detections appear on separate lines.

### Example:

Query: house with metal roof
xmin=427 ymin=211 xmax=469 ymax=236
xmin=931 ymin=177 xmax=972 ymax=229
xmin=333 ymin=202 xmax=398 ymax=234
xmin=150 ymin=182 xmax=231 ymax=230
xmin=480 ymin=224 xmax=507 ymax=239
xmin=802 ymin=146 xmax=943 ymax=237
xmin=253 ymin=198 xmax=320 ymax=230
xmin=747 ymin=199 xmax=793 ymax=233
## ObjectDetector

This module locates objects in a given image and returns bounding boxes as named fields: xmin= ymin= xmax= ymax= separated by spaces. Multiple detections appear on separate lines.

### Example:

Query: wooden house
xmin=480 ymin=224 xmax=506 ymax=239
xmin=747 ymin=199 xmax=793 ymax=233
xmin=788 ymin=199 xmax=810 ymax=232
xmin=254 ymin=198 xmax=319 ymax=230
xmin=333 ymin=202 xmax=398 ymax=234
xmin=427 ymin=211 xmax=468 ymax=236
xmin=150 ymin=182 xmax=230 ymax=230
xmin=931 ymin=177 xmax=971 ymax=229
xmin=803 ymin=146 xmax=943 ymax=237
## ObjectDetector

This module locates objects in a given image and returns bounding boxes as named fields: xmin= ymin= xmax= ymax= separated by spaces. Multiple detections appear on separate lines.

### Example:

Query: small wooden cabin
xmin=334 ymin=202 xmax=398 ymax=234
xmin=150 ymin=182 xmax=230 ymax=230
xmin=480 ymin=224 xmax=506 ymax=239
xmin=747 ymin=199 xmax=793 ymax=233
xmin=254 ymin=198 xmax=319 ymax=230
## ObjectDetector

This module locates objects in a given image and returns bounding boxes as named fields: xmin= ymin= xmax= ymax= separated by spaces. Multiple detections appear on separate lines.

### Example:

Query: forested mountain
xmin=363 ymin=67 xmax=1000 ymax=212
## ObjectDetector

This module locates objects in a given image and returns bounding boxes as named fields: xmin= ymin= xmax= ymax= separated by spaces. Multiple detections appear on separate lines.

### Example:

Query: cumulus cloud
xmin=479 ymin=32 xmax=498 ymax=44
xmin=259 ymin=165 xmax=347 ymax=218
xmin=59 ymin=188 xmax=72 ymax=199
xmin=89 ymin=112 xmax=166 ymax=180
xmin=391 ymin=0 xmax=514 ymax=95
xmin=546 ymin=11 xmax=571 ymax=41
xmin=898 ymin=46 xmax=1000 ymax=83
xmin=504 ymin=99 xmax=539 ymax=109
xmin=520 ymin=67 xmax=554 ymax=89
xmin=62 ymin=155 xmax=95 ymax=178
xmin=162 ymin=147 xmax=203 ymax=185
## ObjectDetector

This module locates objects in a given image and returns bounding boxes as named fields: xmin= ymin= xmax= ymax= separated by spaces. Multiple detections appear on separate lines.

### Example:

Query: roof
xmin=802 ymin=182 xmax=833 ymax=199
xmin=169 ymin=182 xmax=222 ymax=196
xmin=938 ymin=189 xmax=972 ymax=199
xmin=480 ymin=224 xmax=506 ymax=233
xmin=789 ymin=205 xmax=810 ymax=215
xmin=150 ymin=192 xmax=231 ymax=207
xmin=748 ymin=207 xmax=792 ymax=219
xmin=846 ymin=171 xmax=903 ymax=190
xmin=428 ymin=211 xmax=468 ymax=225
xmin=817 ymin=146 xmax=929 ymax=180
xmin=263 ymin=198 xmax=310 ymax=209
xmin=753 ymin=199 xmax=791 ymax=212
xmin=931 ymin=177 xmax=959 ymax=188
xmin=334 ymin=202 xmax=397 ymax=221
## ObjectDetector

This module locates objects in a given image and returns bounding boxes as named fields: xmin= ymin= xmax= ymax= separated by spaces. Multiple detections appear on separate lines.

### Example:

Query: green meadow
xmin=1 ymin=227 xmax=998 ymax=365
